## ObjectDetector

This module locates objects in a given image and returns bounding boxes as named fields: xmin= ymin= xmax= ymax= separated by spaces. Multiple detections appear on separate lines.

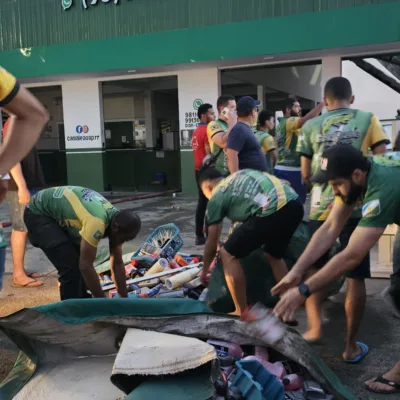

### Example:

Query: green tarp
xmin=0 ymin=299 xmax=358 ymax=400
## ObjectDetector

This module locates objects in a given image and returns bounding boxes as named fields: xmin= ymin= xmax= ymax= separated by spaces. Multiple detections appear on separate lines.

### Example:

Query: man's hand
xmin=227 ymin=110 xmax=237 ymax=127
xmin=274 ymin=287 xmax=306 ymax=322
xmin=271 ymin=269 xmax=303 ymax=296
xmin=18 ymin=186 xmax=31 ymax=205
xmin=200 ymin=268 xmax=209 ymax=286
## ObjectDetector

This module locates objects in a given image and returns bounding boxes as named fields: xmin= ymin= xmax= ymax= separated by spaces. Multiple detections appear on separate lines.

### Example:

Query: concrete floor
xmin=0 ymin=194 xmax=398 ymax=399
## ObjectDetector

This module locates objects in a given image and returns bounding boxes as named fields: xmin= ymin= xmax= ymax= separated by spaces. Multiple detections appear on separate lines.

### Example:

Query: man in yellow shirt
xmin=206 ymin=95 xmax=237 ymax=175
xmin=255 ymin=110 xmax=277 ymax=175
xmin=0 ymin=67 xmax=48 ymax=177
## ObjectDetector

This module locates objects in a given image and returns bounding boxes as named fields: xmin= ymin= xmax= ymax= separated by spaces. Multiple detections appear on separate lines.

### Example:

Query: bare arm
xmin=227 ymin=148 xmax=239 ymax=174
xmin=292 ymin=200 xmax=354 ymax=276
xmin=79 ymin=239 xmax=105 ymax=298
xmin=269 ymin=149 xmax=278 ymax=166
xmin=372 ymin=143 xmax=386 ymax=154
xmin=306 ymin=226 xmax=385 ymax=293
xmin=205 ymin=143 xmax=211 ymax=155
xmin=202 ymin=223 xmax=223 ymax=277
xmin=211 ymin=126 xmax=235 ymax=149
xmin=110 ymin=244 xmax=128 ymax=298
xmin=0 ymin=88 xmax=48 ymax=176
xmin=297 ymin=102 xmax=325 ymax=129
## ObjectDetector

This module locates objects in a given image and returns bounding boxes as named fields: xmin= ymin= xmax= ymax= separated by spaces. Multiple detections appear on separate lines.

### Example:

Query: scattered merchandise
xmin=95 ymin=224 xmax=336 ymax=399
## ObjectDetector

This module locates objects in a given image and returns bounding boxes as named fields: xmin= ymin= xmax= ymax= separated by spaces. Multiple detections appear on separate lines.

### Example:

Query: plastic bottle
xmin=282 ymin=374 xmax=304 ymax=391
xmin=175 ymin=254 xmax=189 ymax=266
xmin=139 ymin=284 xmax=163 ymax=298
xmin=241 ymin=357 xmax=286 ymax=379
xmin=198 ymin=288 xmax=209 ymax=302
xmin=254 ymin=346 xmax=269 ymax=362
xmin=168 ymin=257 xmax=180 ymax=269
xmin=241 ymin=303 xmax=285 ymax=345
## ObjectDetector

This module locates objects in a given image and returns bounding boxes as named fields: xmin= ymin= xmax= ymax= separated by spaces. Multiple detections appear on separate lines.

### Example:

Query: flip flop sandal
xmin=12 ymin=279 xmax=43 ymax=288
xmin=27 ymin=272 xmax=41 ymax=279
xmin=365 ymin=376 xmax=400 ymax=394
xmin=344 ymin=341 xmax=369 ymax=364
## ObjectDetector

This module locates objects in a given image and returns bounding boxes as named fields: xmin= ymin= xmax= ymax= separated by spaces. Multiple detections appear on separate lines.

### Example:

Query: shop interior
xmin=101 ymin=76 xmax=180 ymax=191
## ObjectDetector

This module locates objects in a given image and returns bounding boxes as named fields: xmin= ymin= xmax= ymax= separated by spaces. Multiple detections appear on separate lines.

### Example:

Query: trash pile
xmin=208 ymin=303 xmax=334 ymax=400
xmin=98 ymin=223 xmax=208 ymax=300
xmin=95 ymin=223 xmax=336 ymax=400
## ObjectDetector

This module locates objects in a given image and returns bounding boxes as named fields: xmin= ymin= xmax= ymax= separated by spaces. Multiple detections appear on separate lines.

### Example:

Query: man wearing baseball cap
xmin=272 ymin=144 xmax=400 ymax=395
xmin=226 ymin=96 xmax=268 ymax=174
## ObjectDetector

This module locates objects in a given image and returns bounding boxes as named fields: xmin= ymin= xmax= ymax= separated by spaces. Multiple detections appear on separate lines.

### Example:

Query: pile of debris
xmin=97 ymin=223 xmax=208 ymax=300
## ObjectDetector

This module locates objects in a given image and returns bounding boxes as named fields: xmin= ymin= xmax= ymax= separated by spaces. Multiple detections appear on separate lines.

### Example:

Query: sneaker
xmin=381 ymin=286 xmax=400 ymax=319
xmin=195 ymin=236 xmax=206 ymax=246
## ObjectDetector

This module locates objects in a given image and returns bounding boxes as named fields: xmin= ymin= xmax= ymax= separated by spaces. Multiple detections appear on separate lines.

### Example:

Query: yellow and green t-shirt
xmin=28 ymin=186 xmax=119 ymax=247
xmin=276 ymin=117 xmax=301 ymax=168
xmin=206 ymin=169 xmax=298 ymax=225
xmin=255 ymin=130 xmax=276 ymax=175
xmin=335 ymin=154 xmax=400 ymax=228
xmin=0 ymin=67 xmax=20 ymax=108
xmin=297 ymin=108 xmax=389 ymax=221
xmin=207 ymin=119 xmax=229 ymax=175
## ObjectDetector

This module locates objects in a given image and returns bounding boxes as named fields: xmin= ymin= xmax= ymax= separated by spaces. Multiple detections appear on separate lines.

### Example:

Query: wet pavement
xmin=0 ymin=194 xmax=398 ymax=399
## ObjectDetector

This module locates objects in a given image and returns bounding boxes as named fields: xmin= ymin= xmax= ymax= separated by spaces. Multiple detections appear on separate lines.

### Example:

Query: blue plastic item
xmin=132 ymin=223 xmax=184 ymax=260
xmin=232 ymin=360 xmax=284 ymax=400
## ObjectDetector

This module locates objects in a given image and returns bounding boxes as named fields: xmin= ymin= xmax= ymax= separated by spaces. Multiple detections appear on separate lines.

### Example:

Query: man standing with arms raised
xmin=275 ymin=99 xmax=324 ymax=203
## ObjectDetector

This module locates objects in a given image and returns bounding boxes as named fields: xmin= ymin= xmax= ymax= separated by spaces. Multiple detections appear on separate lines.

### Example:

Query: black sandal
xmin=365 ymin=376 xmax=400 ymax=394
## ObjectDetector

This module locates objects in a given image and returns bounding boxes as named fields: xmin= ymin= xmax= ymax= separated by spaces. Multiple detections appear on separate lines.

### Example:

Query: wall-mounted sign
xmin=67 ymin=124 xmax=100 ymax=143
xmin=62 ymin=0 xmax=119 ymax=11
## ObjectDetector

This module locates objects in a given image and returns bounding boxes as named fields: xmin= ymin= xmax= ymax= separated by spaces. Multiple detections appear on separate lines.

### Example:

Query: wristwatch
xmin=298 ymin=282 xmax=311 ymax=298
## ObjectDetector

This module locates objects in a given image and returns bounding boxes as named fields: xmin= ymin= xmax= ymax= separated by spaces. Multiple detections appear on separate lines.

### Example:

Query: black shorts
xmin=308 ymin=219 xmax=370 ymax=279
xmin=223 ymin=200 xmax=304 ymax=259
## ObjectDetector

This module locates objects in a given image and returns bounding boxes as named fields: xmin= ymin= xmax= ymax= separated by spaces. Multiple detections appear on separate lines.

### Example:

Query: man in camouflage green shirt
xmin=274 ymin=99 xmax=325 ymax=203
xmin=273 ymin=145 xmax=400 ymax=395
xmin=294 ymin=77 xmax=388 ymax=362
xmin=207 ymin=95 xmax=237 ymax=175
xmin=25 ymin=186 xmax=141 ymax=300
xmin=199 ymin=168 xmax=303 ymax=316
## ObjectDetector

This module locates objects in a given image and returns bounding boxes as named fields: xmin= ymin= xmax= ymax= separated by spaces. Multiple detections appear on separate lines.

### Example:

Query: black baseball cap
xmin=311 ymin=144 xmax=368 ymax=184
xmin=236 ymin=96 xmax=261 ymax=113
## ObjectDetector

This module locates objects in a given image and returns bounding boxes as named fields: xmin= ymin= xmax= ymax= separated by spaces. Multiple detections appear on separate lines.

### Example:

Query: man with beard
xmin=289 ymin=77 xmax=389 ymax=362
xmin=272 ymin=145 xmax=400 ymax=394
xmin=274 ymin=99 xmax=325 ymax=203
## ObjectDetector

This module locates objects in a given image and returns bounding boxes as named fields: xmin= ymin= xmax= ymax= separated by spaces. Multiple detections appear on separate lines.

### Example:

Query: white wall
xmin=62 ymin=80 xmax=104 ymax=149
xmin=178 ymin=68 xmax=220 ymax=148
xmin=342 ymin=60 xmax=400 ymax=120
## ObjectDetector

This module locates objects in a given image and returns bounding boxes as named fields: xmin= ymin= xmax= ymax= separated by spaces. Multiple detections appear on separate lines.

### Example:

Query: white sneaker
xmin=381 ymin=286 xmax=400 ymax=319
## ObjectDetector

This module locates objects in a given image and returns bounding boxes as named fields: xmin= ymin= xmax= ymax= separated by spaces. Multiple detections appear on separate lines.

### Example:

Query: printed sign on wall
xmin=62 ymin=0 xmax=119 ymax=11
xmin=178 ymin=69 xmax=219 ymax=149
xmin=62 ymin=80 xmax=104 ymax=149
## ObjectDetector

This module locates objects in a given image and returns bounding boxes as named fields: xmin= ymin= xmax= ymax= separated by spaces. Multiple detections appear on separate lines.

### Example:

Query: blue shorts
xmin=274 ymin=168 xmax=307 ymax=204
xmin=0 ymin=246 xmax=7 ymax=291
